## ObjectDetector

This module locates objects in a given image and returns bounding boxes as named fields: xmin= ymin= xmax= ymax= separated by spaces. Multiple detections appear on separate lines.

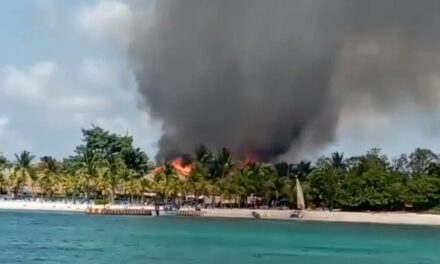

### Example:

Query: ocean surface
xmin=0 ymin=210 xmax=439 ymax=264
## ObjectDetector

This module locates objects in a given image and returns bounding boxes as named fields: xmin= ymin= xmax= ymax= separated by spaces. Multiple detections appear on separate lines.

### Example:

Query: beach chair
xmin=290 ymin=210 xmax=304 ymax=219
xmin=252 ymin=211 xmax=261 ymax=219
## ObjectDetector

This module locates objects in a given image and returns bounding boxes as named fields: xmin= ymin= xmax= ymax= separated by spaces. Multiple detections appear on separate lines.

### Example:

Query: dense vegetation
xmin=1 ymin=126 xmax=440 ymax=212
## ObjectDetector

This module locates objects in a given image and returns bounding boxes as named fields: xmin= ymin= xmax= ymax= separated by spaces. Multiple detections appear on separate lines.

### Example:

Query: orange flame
xmin=243 ymin=152 xmax=257 ymax=166
xmin=171 ymin=157 xmax=194 ymax=176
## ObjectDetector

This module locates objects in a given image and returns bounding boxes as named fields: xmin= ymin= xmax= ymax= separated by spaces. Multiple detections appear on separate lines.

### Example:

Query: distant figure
xmin=252 ymin=211 xmax=261 ymax=219
xmin=155 ymin=204 xmax=160 ymax=216
xmin=290 ymin=210 xmax=304 ymax=219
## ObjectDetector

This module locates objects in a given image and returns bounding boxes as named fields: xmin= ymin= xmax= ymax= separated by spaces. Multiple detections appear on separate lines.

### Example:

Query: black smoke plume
xmin=129 ymin=0 xmax=440 ymax=161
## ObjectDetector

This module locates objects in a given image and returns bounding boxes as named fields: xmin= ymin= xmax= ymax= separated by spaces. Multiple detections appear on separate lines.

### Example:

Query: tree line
xmin=1 ymin=126 xmax=440 ymax=212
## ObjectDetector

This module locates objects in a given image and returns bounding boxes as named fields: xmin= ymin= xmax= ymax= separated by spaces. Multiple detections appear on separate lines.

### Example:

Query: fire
xmin=171 ymin=157 xmax=194 ymax=176
xmin=151 ymin=157 xmax=194 ymax=177
xmin=243 ymin=152 xmax=258 ymax=165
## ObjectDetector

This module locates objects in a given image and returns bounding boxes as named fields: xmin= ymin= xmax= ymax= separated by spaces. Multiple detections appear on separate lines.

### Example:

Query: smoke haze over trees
xmin=128 ymin=0 xmax=440 ymax=161
xmin=2 ymin=126 xmax=440 ymax=212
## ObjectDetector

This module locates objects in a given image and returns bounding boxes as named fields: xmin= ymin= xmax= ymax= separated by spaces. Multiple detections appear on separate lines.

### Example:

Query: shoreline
xmin=202 ymin=209 xmax=440 ymax=226
xmin=1 ymin=201 xmax=440 ymax=226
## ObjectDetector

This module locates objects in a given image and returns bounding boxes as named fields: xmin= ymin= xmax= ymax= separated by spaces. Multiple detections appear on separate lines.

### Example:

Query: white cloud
xmin=0 ymin=61 xmax=110 ymax=112
xmin=80 ymin=57 xmax=134 ymax=93
xmin=0 ymin=61 xmax=57 ymax=102
xmin=0 ymin=116 xmax=8 ymax=128
xmin=0 ymin=116 xmax=31 ymax=155
xmin=0 ymin=59 xmax=160 ymax=159
xmin=75 ymin=0 xmax=155 ymax=48
xmin=52 ymin=95 xmax=111 ymax=112
xmin=35 ymin=0 xmax=59 ymax=28
xmin=76 ymin=0 xmax=134 ymax=46
xmin=81 ymin=58 xmax=114 ymax=87
xmin=95 ymin=111 xmax=161 ymax=156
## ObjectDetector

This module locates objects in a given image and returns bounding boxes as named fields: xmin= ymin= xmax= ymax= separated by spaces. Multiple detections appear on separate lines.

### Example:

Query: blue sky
xmin=0 ymin=0 xmax=161 ymax=160
xmin=1 ymin=0 xmax=440 ymax=162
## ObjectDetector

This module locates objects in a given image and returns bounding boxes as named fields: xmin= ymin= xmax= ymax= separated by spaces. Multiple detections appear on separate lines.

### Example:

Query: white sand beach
xmin=0 ymin=200 xmax=158 ymax=212
xmin=202 ymin=209 xmax=440 ymax=226
xmin=0 ymin=200 xmax=89 ymax=212
xmin=2 ymin=201 xmax=440 ymax=226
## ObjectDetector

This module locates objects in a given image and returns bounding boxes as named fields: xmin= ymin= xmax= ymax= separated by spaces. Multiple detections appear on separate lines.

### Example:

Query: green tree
xmin=67 ymin=146 xmax=102 ymax=203
xmin=152 ymin=162 xmax=178 ymax=202
xmin=80 ymin=126 xmax=150 ymax=174
xmin=392 ymin=154 xmax=409 ymax=172
xmin=99 ymin=155 xmax=126 ymax=203
xmin=213 ymin=147 xmax=234 ymax=179
xmin=59 ymin=173 xmax=81 ymax=203
xmin=194 ymin=144 xmax=214 ymax=168
xmin=336 ymin=170 xmax=407 ymax=211
xmin=329 ymin=152 xmax=346 ymax=170
xmin=10 ymin=151 xmax=36 ymax=198
xmin=242 ymin=162 xmax=277 ymax=206
xmin=37 ymin=156 xmax=62 ymax=199
xmin=186 ymin=164 xmax=206 ymax=206
xmin=308 ymin=167 xmax=340 ymax=209
xmin=406 ymin=174 xmax=440 ymax=210
xmin=124 ymin=172 xmax=143 ymax=204
xmin=408 ymin=148 xmax=438 ymax=174
xmin=0 ymin=153 xmax=10 ymax=194
xmin=292 ymin=160 xmax=313 ymax=180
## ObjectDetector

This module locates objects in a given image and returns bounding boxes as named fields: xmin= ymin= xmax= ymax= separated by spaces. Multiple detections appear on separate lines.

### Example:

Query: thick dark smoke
xmin=129 ymin=0 xmax=440 ymax=161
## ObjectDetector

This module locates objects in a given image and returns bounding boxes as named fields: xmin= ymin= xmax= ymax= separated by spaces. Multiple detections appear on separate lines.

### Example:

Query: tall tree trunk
xmin=110 ymin=186 xmax=115 ymax=204
xmin=86 ymin=179 xmax=90 ymax=204
xmin=31 ymin=183 xmax=35 ymax=200
xmin=194 ymin=190 xmax=197 ymax=207
xmin=13 ymin=186 xmax=19 ymax=199
xmin=211 ymin=195 xmax=216 ymax=208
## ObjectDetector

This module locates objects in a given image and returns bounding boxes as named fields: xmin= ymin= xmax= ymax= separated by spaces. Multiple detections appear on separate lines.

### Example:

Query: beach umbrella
xmin=295 ymin=177 xmax=305 ymax=210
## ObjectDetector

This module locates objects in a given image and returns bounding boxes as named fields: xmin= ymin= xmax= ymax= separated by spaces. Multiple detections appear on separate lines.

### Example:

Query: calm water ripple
xmin=0 ymin=210 xmax=439 ymax=264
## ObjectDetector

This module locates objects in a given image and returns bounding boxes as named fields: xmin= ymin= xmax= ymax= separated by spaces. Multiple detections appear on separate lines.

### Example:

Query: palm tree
xmin=59 ymin=173 xmax=80 ymax=203
xmin=194 ymin=144 xmax=214 ymax=167
xmin=10 ymin=151 xmax=36 ymax=198
xmin=273 ymin=176 xmax=290 ymax=207
xmin=0 ymin=154 xmax=10 ymax=194
xmin=153 ymin=162 xmax=178 ymax=202
xmin=214 ymin=147 xmax=234 ymax=179
xmin=242 ymin=162 xmax=277 ymax=207
xmin=186 ymin=166 xmax=203 ymax=206
xmin=329 ymin=152 xmax=345 ymax=170
xmin=37 ymin=156 xmax=61 ymax=199
xmin=0 ymin=171 xmax=7 ymax=194
xmin=293 ymin=160 xmax=313 ymax=180
xmin=99 ymin=156 xmax=125 ymax=203
xmin=74 ymin=147 xmax=102 ymax=203
xmin=125 ymin=173 xmax=142 ymax=204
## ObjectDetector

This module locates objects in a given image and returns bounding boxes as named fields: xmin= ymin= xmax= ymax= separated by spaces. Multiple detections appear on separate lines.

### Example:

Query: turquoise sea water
xmin=0 ymin=211 xmax=439 ymax=264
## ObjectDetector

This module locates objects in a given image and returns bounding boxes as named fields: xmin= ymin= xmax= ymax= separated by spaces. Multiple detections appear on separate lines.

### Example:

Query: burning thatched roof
xmin=144 ymin=158 xmax=193 ymax=181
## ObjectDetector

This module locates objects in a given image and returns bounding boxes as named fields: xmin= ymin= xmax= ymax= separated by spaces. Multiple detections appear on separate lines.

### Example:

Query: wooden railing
xmin=177 ymin=210 xmax=206 ymax=217
xmin=86 ymin=207 xmax=152 ymax=216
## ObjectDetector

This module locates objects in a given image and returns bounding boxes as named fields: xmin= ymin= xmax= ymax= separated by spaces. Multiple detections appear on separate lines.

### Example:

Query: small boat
xmin=160 ymin=209 xmax=179 ymax=216
xmin=252 ymin=211 xmax=261 ymax=219
xmin=290 ymin=210 xmax=304 ymax=219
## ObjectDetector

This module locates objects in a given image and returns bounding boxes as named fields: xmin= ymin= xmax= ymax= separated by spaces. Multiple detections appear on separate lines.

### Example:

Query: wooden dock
xmin=177 ymin=210 xmax=206 ymax=217
xmin=85 ymin=207 xmax=206 ymax=217
xmin=86 ymin=207 xmax=153 ymax=216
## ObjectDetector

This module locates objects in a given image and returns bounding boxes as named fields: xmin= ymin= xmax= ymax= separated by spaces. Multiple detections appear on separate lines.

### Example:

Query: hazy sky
xmin=1 ymin=0 xmax=440 ymax=161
